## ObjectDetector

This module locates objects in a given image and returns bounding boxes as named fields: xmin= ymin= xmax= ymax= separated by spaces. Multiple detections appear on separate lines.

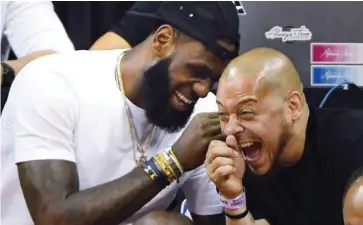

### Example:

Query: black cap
xmin=157 ymin=2 xmax=240 ymax=61
xmin=124 ymin=2 xmax=162 ymax=19
xmin=113 ymin=2 xmax=162 ymax=47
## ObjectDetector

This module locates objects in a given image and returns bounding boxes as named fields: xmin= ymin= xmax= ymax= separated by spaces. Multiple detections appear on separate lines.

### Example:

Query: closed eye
xmin=218 ymin=112 xmax=228 ymax=117
xmin=240 ymin=111 xmax=253 ymax=115
xmin=187 ymin=63 xmax=218 ymax=82
xmin=239 ymin=110 xmax=255 ymax=119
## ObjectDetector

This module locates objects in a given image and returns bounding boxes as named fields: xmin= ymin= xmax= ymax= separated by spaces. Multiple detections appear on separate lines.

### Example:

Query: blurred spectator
xmin=1 ymin=1 xmax=74 ymax=108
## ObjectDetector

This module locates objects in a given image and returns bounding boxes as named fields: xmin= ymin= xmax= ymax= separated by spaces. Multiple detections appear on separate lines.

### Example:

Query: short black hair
xmin=343 ymin=167 xmax=363 ymax=201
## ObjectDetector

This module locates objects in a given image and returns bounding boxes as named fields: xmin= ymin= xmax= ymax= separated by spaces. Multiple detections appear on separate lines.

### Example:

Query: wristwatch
xmin=1 ymin=62 xmax=15 ymax=87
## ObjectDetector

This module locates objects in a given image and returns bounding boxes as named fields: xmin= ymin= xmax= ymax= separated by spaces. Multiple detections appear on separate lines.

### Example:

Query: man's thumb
xmin=226 ymin=135 xmax=239 ymax=151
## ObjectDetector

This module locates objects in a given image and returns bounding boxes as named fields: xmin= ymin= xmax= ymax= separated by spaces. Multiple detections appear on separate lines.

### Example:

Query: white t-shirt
xmin=1 ymin=49 xmax=222 ymax=225
xmin=0 ymin=1 xmax=74 ymax=60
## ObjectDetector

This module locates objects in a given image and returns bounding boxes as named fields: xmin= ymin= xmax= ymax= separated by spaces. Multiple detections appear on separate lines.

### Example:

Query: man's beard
xmin=140 ymin=57 xmax=196 ymax=133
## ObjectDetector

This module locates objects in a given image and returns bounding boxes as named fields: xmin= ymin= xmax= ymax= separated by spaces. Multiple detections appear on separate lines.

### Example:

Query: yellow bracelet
xmin=167 ymin=148 xmax=184 ymax=175
xmin=162 ymin=151 xmax=181 ymax=178
xmin=159 ymin=152 xmax=178 ymax=180
xmin=153 ymin=153 xmax=176 ymax=183
xmin=141 ymin=163 xmax=158 ymax=180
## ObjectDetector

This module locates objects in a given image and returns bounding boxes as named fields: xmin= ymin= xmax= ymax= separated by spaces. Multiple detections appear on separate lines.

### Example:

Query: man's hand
xmin=205 ymin=135 xmax=246 ymax=199
xmin=172 ymin=112 xmax=225 ymax=172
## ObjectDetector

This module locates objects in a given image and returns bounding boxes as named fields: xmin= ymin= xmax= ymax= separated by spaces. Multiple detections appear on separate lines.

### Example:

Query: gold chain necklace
xmin=115 ymin=52 xmax=157 ymax=166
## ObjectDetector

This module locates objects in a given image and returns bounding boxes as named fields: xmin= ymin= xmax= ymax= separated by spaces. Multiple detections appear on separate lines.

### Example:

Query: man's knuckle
xmin=210 ymin=140 xmax=219 ymax=147
xmin=200 ymin=138 xmax=209 ymax=146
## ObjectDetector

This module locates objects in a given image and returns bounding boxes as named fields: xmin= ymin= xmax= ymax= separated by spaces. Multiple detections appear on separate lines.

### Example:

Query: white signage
xmin=265 ymin=26 xmax=312 ymax=43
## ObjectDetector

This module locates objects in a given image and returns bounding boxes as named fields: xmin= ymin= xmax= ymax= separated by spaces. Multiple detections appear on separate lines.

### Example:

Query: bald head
xmin=220 ymin=47 xmax=303 ymax=97
xmin=216 ymin=48 xmax=309 ymax=175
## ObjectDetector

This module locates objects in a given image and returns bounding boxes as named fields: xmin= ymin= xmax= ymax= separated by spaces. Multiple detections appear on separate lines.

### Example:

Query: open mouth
xmin=175 ymin=91 xmax=193 ymax=104
xmin=240 ymin=141 xmax=263 ymax=162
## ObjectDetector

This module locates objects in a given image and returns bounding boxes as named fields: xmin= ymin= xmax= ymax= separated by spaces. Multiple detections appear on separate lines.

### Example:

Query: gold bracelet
xmin=159 ymin=152 xmax=178 ymax=180
xmin=167 ymin=148 xmax=184 ymax=175
xmin=141 ymin=163 xmax=158 ymax=181
xmin=161 ymin=151 xmax=182 ymax=178
xmin=159 ymin=153 xmax=178 ymax=181
xmin=153 ymin=153 xmax=176 ymax=183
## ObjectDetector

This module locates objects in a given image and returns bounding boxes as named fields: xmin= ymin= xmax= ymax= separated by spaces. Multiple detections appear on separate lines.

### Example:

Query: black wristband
xmin=225 ymin=208 xmax=249 ymax=220
xmin=1 ymin=62 xmax=15 ymax=87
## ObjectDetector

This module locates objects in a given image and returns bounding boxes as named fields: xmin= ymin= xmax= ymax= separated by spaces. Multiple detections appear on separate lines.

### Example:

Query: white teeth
xmin=241 ymin=141 xmax=254 ymax=148
xmin=175 ymin=91 xmax=192 ymax=104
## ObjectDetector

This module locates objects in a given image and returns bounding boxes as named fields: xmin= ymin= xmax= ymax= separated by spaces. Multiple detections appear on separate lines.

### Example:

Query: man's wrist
xmin=225 ymin=204 xmax=247 ymax=215
xmin=219 ymin=184 xmax=244 ymax=199
xmin=220 ymin=188 xmax=246 ymax=209
xmin=219 ymin=187 xmax=250 ymax=220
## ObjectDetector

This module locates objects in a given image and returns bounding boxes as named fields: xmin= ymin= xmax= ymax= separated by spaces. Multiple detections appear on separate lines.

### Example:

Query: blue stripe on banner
xmin=311 ymin=65 xmax=363 ymax=87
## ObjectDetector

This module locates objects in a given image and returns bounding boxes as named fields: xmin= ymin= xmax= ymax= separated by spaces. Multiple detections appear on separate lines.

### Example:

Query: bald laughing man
xmin=205 ymin=48 xmax=363 ymax=225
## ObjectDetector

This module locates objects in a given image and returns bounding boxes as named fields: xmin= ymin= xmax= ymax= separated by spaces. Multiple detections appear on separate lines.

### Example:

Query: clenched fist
xmin=172 ymin=112 xmax=225 ymax=172
xmin=205 ymin=135 xmax=246 ymax=199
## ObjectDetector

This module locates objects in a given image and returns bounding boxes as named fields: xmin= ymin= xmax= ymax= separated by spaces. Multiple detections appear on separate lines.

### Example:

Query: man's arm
xmin=11 ymin=62 xmax=167 ymax=225
xmin=4 ymin=1 xmax=74 ymax=57
xmin=18 ymin=160 xmax=166 ymax=225
xmin=3 ymin=50 xmax=55 ymax=75
xmin=204 ymin=138 xmax=272 ymax=225
xmin=2 ymin=1 xmax=74 ymax=88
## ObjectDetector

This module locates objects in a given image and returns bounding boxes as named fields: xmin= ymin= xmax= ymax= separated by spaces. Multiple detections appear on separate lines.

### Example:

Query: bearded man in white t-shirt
xmin=1 ymin=2 xmax=240 ymax=225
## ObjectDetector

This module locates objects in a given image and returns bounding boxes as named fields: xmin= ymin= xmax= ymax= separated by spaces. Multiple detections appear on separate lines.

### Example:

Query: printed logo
xmin=320 ymin=48 xmax=352 ymax=60
xmin=311 ymin=65 xmax=363 ymax=86
xmin=321 ymin=70 xmax=351 ymax=81
xmin=311 ymin=43 xmax=363 ymax=64
xmin=265 ymin=26 xmax=312 ymax=43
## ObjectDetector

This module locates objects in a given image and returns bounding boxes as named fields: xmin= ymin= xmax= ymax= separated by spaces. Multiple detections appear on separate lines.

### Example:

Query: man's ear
xmin=152 ymin=25 xmax=176 ymax=58
xmin=287 ymin=91 xmax=303 ymax=122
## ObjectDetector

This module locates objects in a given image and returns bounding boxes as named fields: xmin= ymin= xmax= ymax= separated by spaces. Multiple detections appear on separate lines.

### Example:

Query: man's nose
xmin=223 ymin=115 xmax=245 ymax=136
xmin=193 ymin=79 xmax=212 ymax=98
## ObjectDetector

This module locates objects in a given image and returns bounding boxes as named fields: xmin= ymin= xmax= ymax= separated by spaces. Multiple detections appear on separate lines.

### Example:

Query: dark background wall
xmin=53 ymin=1 xmax=135 ymax=50
xmin=238 ymin=1 xmax=363 ymax=88
xmin=235 ymin=1 xmax=363 ymax=108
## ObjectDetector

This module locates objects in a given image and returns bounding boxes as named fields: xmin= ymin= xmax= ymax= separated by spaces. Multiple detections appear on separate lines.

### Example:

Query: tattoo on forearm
xmin=18 ymin=160 xmax=166 ymax=225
